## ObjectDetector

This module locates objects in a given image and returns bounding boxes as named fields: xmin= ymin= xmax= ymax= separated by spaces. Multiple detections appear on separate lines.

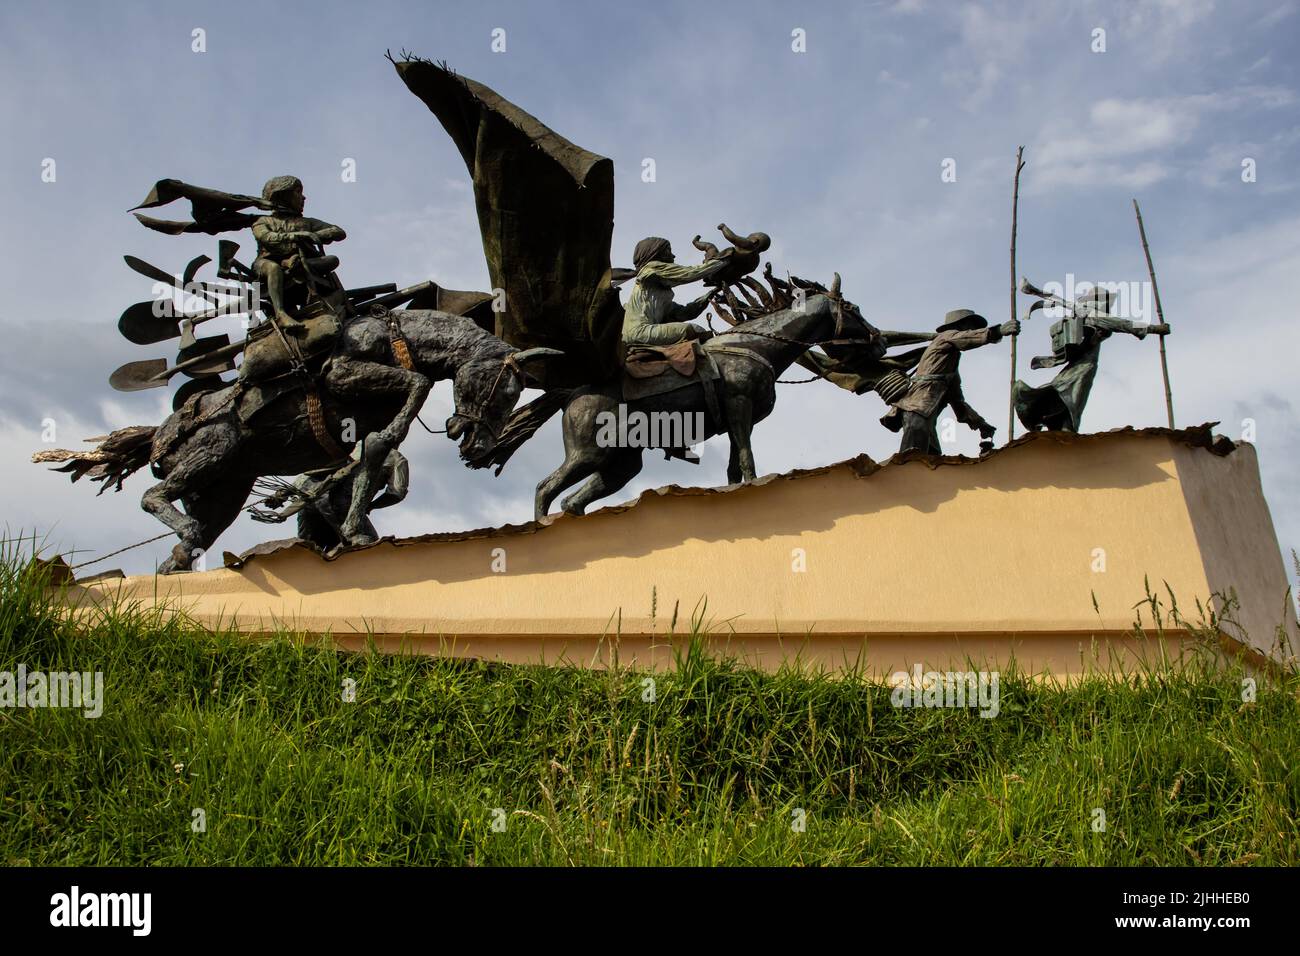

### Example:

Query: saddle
xmin=624 ymin=340 xmax=697 ymax=379
xmin=620 ymin=341 xmax=723 ymax=445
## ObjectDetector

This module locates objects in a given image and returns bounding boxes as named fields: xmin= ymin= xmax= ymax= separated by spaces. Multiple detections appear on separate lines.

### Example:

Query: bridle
xmin=378 ymin=304 xmax=523 ymax=442
xmin=445 ymin=352 xmax=524 ymax=442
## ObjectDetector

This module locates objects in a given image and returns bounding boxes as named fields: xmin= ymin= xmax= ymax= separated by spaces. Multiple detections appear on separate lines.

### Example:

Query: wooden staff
xmin=1132 ymin=198 xmax=1175 ymax=429
xmin=1008 ymin=146 xmax=1025 ymax=440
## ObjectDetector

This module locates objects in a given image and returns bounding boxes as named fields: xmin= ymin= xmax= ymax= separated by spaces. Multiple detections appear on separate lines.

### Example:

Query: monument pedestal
xmin=73 ymin=427 xmax=1296 ymax=677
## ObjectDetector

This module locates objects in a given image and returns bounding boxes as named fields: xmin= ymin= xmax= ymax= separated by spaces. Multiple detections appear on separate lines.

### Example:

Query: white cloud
xmin=1030 ymin=88 xmax=1294 ymax=192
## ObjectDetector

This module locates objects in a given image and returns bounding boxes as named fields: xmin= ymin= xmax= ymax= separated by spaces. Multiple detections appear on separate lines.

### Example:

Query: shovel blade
xmin=174 ymin=339 xmax=245 ymax=378
xmin=177 ymin=333 xmax=231 ymax=361
xmin=178 ymin=334 xmax=237 ymax=377
xmin=118 ymin=301 xmax=181 ymax=345
xmin=109 ymin=358 xmax=169 ymax=392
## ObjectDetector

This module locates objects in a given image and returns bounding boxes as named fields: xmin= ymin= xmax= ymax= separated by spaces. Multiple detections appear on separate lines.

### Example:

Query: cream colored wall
xmin=1173 ymin=441 xmax=1297 ymax=665
xmin=75 ymin=430 xmax=1295 ymax=676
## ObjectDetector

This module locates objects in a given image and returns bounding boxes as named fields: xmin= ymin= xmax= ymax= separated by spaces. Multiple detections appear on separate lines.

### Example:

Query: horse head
xmin=821 ymin=272 xmax=886 ymax=357
xmin=447 ymin=346 xmax=562 ymax=463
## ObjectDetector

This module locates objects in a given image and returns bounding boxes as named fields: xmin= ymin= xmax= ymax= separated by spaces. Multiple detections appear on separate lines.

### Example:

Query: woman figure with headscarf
xmin=621 ymin=236 xmax=729 ymax=348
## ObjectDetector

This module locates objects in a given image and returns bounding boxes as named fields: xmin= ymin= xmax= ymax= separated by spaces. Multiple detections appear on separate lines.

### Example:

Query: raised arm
xmin=642 ymin=257 xmax=729 ymax=288
xmin=671 ymin=290 xmax=716 ymax=323
xmin=1088 ymin=316 xmax=1168 ymax=337
xmin=879 ymin=330 xmax=937 ymax=347
xmin=947 ymin=325 xmax=1005 ymax=351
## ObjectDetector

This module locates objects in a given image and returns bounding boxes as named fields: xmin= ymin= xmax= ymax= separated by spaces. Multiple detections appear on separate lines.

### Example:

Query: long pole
xmin=1008 ymin=146 xmax=1025 ymax=440
xmin=1132 ymin=198 xmax=1175 ymax=429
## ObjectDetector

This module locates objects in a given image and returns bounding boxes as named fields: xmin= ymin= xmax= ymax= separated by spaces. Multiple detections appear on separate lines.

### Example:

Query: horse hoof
xmin=158 ymin=542 xmax=194 ymax=574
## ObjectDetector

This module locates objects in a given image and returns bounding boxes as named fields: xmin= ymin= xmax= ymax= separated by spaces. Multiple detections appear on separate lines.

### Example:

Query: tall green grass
xmin=1 ymin=537 xmax=1297 ymax=866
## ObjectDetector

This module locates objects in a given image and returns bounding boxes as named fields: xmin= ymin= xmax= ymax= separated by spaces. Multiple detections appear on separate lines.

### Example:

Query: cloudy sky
xmin=0 ymin=0 xmax=1296 ymax=577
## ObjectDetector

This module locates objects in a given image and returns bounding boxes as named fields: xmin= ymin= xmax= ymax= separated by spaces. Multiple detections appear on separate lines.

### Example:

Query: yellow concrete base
xmin=72 ymin=427 xmax=1297 ymax=677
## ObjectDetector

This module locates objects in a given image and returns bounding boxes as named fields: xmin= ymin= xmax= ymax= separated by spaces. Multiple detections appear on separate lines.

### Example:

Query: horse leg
xmin=535 ymin=446 xmax=605 ymax=520
xmin=724 ymin=390 xmax=757 ymax=482
xmin=142 ymin=422 xmax=242 ymax=573
xmin=143 ymin=476 xmax=203 ymax=574
xmin=534 ymin=392 xmax=616 ymax=520
xmin=560 ymin=448 xmax=645 ymax=516
xmin=324 ymin=358 xmax=430 ymax=545
xmin=177 ymin=476 xmax=256 ymax=569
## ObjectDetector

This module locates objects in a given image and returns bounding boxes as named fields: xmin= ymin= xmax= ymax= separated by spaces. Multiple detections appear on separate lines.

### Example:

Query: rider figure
xmin=252 ymin=176 xmax=347 ymax=334
xmin=621 ymin=236 xmax=727 ymax=349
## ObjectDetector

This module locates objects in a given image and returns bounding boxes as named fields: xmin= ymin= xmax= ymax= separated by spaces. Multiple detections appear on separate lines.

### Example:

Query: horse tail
xmin=31 ymin=425 xmax=158 ymax=494
xmin=466 ymin=388 xmax=574 ymax=474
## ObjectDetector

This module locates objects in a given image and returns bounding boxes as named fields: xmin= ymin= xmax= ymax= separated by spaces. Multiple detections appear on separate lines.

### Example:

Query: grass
xmin=1 ymin=539 xmax=1297 ymax=866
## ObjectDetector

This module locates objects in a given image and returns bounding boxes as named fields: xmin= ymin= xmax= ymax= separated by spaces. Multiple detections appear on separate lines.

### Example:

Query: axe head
xmin=1020 ymin=277 xmax=1050 ymax=299
xmin=178 ymin=318 xmax=198 ymax=351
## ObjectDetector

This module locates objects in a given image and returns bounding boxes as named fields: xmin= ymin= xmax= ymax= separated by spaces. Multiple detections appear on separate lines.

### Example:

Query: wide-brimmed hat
xmin=936 ymin=308 xmax=988 ymax=333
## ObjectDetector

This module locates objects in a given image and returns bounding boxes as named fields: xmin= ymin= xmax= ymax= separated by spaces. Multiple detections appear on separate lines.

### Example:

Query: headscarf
xmin=632 ymin=236 xmax=672 ymax=271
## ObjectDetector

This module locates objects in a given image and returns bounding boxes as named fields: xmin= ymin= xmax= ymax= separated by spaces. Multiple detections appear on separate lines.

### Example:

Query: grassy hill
xmin=2 ymin=547 xmax=1297 ymax=866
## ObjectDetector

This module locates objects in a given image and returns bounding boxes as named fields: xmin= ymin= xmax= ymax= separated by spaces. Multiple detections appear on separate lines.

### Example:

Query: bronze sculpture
xmin=535 ymin=272 xmax=882 ymax=519
xmin=691 ymin=224 xmax=771 ymax=287
xmin=31 ymin=52 xmax=1183 ymax=572
xmin=250 ymin=175 xmax=348 ymax=334
xmin=1013 ymin=285 xmax=1168 ymax=433
xmin=621 ymin=237 xmax=724 ymax=347
xmin=880 ymin=310 xmax=1018 ymax=455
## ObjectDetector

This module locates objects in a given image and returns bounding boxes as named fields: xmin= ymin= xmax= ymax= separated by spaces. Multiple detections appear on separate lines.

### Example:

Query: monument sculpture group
xmin=34 ymin=54 xmax=1177 ymax=574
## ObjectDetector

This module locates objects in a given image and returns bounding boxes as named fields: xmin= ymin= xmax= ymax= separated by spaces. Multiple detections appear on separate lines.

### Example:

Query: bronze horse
xmin=50 ymin=311 xmax=557 ymax=572
xmin=535 ymin=276 xmax=881 ymax=519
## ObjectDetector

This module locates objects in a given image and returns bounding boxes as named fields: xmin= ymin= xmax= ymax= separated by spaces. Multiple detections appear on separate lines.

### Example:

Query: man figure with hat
xmin=1013 ymin=287 xmax=1168 ymax=433
xmin=251 ymin=176 xmax=347 ymax=333
xmin=881 ymin=309 xmax=1019 ymax=455
xmin=621 ymin=236 xmax=729 ymax=348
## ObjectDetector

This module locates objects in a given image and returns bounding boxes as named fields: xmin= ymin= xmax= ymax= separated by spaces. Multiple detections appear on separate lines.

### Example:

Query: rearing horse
xmin=48 ymin=310 xmax=557 ymax=572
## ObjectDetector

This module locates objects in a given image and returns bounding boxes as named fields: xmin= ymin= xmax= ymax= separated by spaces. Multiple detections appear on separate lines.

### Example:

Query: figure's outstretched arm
xmin=645 ymin=258 xmax=730 ymax=288
xmin=672 ymin=291 xmax=716 ymax=323
xmin=879 ymin=330 xmax=937 ymax=347
xmin=949 ymin=325 xmax=1006 ymax=351
xmin=627 ymin=320 xmax=704 ymax=345
xmin=1089 ymin=316 xmax=1168 ymax=337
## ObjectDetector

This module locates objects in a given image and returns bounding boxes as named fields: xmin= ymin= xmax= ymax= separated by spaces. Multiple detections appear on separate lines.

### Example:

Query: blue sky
xmin=1 ymin=0 xmax=1297 ymax=577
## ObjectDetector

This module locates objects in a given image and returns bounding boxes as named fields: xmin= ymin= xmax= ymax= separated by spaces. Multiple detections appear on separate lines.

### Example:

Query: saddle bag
xmin=240 ymin=310 xmax=341 ymax=382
